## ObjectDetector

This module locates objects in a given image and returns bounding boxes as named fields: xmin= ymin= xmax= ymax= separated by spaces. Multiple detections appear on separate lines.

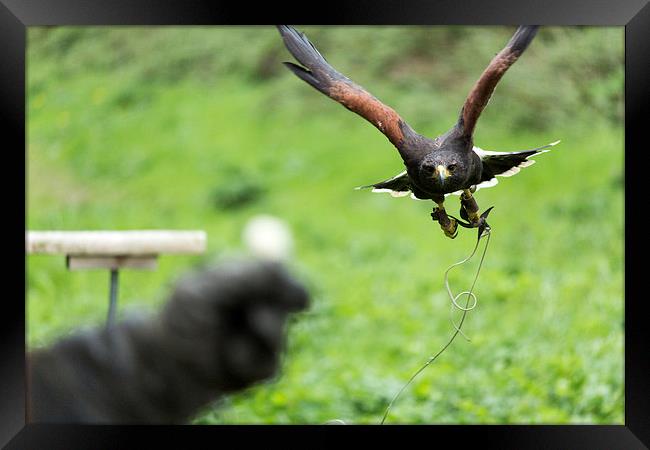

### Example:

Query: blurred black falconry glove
xmin=28 ymin=260 xmax=309 ymax=424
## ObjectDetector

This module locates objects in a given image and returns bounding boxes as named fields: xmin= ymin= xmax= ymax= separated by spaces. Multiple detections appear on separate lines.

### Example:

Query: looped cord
xmin=379 ymin=229 xmax=491 ymax=425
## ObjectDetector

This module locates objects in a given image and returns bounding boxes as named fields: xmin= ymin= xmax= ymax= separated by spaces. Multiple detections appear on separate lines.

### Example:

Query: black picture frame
xmin=3 ymin=0 xmax=648 ymax=448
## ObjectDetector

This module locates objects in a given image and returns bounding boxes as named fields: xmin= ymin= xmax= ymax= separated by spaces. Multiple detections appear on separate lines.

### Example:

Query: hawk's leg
xmin=460 ymin=189 xmax=481 ymax=226
xmin=431 ymin=202 xmax=458 ymax=239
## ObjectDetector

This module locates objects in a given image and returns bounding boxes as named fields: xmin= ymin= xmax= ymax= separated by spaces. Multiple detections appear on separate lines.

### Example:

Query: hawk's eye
xmin=448 ymin=164 xmax=457 ymax=172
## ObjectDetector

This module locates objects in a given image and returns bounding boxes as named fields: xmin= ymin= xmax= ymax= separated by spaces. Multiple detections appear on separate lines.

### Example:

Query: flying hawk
xmin=278 ymin=25 xmax=558 ymax=238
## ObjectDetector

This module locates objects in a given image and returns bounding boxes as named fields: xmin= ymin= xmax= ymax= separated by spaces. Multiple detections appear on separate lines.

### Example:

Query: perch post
xmin=26 ymin=230 xmax=207 ymax=327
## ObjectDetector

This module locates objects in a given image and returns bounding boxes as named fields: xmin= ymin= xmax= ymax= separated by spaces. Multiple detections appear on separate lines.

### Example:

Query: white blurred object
xmin=242 ymin=215 xmax=293 ymax=261
xmin=325 ymin=419 xmax=347 ymax=425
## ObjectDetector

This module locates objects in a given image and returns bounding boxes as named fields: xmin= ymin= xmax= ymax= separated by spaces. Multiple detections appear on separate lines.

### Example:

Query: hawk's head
xmin=418 ymin=151 xmax=468 ymax=194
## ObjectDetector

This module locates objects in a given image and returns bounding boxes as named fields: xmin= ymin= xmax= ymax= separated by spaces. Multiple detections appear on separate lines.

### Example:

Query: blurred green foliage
xmin=27 ymin=26 xmax=623 ymax=425
xmin=28 ymin=26 xmax=623 ymax=132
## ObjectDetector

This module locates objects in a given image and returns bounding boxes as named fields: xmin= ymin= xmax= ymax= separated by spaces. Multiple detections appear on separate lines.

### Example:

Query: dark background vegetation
xmin=27 ymin=26 xmax=623 ymax=424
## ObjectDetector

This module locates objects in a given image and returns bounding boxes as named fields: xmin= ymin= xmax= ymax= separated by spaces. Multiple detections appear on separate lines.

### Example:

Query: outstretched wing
xmin=458 ymin=26 xmax=539 ymax=138
xmin=356 ymin=171 xmax=412 ymax=197
xmin=278 ymin=25 xmax=422 ymax=164
xmin=357 ymin=140 xmax=559 ymax=200
xmin=468 ymin=140 xmax=560 ymax=192
xmin=355 ymin=171 xmax=431 ymax=201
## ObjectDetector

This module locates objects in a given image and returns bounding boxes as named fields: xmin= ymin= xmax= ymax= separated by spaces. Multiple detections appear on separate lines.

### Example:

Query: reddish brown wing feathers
xmin=329 ymin=81 xmax=405 ymax=147
xmin=460 ymin=52 xmax=519 ymax=136
xmin=459 ymin=26 xmax=539 ymax=138
xmin=278 ymin=25 xmax=407 ymax=149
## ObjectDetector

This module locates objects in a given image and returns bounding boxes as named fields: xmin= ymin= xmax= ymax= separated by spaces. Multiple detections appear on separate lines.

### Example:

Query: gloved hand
xmin=29 ymin=259 xmax=309 ymax=424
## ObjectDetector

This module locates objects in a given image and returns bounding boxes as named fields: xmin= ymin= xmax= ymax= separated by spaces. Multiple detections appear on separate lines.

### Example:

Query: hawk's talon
xmin=432 ymin=207 xmax=458 ymax=239
xmin=433 ymin=203 xmax=491 ymax=239
xmin=477 ymin=206 xmax=494 ymax=238
xmin=460 ymin=190 xmax=481 ymax=225
xmin=453 ymin=216 xmax=476 ymax=229
xmin=458 ymin=204 xmax=480 ymax=226
xmin=448 ymin=205 xmax=494 ymax=237
xmin=459 ymin=205 xmax=469 ymax=222
xmin=442 ymin=217 xmax=458 ymax=239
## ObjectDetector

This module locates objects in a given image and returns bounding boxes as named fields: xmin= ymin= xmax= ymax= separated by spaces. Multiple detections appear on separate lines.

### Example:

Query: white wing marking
xmin=410 ymin=193 xmax=428 ymax=201
xmin=371 ymin=188 xmax=411 ymax=197
xmin=468 ymin=139 xmax=560 ymax=190
xmin=472 ymin=139 xmax=560 ymax=160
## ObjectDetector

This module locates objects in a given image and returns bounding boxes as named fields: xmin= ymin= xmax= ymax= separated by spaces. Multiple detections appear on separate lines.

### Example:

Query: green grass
xmin=27 ymin=27 xmax=623 ymax=425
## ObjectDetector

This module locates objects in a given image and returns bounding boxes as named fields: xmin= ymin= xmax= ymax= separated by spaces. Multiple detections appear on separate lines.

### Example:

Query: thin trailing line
xmin=380 ymin=229 xmax=491 ymax=425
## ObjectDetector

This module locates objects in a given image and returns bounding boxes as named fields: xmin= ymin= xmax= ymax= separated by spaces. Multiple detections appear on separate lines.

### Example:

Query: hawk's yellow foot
xmin=442 ymin=217 xmax=458 ymax=239
xmin=460 ymin=190 xmax=481 ymax=226
xmin=432 ymin=206 xmax=458 ymax=239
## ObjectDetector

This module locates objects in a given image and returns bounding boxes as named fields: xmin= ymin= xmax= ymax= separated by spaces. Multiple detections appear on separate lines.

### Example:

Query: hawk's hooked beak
xmin=434 ymin=165 xmax=450 ymax=184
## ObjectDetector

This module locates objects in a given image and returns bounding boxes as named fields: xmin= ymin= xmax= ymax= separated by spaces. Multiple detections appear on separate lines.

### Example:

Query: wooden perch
xmin=26 ymin=230 xmax=207 ymax=271
xmin=26 ymin=230 xmax=206 ymax=256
